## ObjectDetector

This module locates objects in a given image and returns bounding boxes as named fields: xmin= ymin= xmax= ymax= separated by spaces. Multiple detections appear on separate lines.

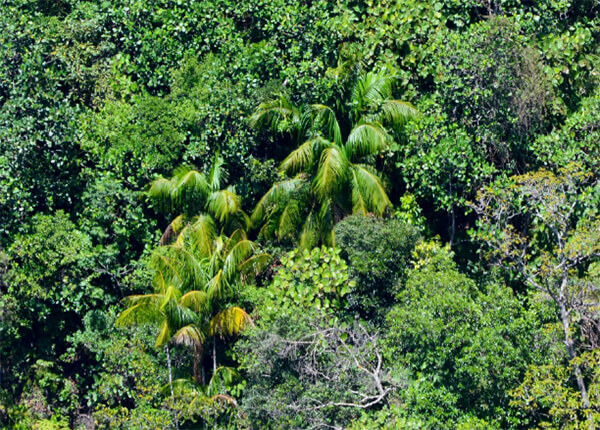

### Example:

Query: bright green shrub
xmin=259 ymin=246 xmax=354 ymax=317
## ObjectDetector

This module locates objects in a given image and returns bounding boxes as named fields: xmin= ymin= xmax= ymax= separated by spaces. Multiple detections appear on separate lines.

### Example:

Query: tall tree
xmin=472 ymin=165 xmax=600 ymax=428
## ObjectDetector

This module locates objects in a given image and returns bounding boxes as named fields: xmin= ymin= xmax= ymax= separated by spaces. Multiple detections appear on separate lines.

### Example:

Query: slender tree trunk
xmin=165 ymin=345 xmax=180 ymax=430
xmin=193 ymin=344 xmax=204 ymax=385
xmin=449 ymin=203 xmax=456 ymax=249
xmin=213 ymin=337 xmax=217 ymax=374
xmin=447 ymin=173 xmax=456 ymax=249
xmin=166 ymin=345 xmax=174 ymax=397
xmin=559 ymin=301 xmax=594 ymax=428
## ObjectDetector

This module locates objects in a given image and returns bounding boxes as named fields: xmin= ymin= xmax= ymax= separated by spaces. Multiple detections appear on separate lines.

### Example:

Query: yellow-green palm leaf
xmin=209 ymin=307 xmax=253 ymax=338
xmin=314 ymin=145 xmax=349 ymax=200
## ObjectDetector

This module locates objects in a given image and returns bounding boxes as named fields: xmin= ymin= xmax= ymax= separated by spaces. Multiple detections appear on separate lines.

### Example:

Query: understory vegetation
xmin=1 ymin=0 xmax=600 ymax=428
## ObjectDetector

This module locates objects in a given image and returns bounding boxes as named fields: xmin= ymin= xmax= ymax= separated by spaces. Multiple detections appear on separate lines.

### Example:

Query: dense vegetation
xmin=1 ymin=0 xmax=600 ymax=428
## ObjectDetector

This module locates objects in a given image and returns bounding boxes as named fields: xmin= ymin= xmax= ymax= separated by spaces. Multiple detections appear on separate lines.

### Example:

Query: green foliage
xmin=0 ymin=211 xmax=102 ymax=401
xmin=334 ymin=215 xmax=420 ymax=320
xmin=472 ymin=165 xmax=600 ymax=426
xmin=538 ymin=19 xmax=599 ymax=108
xmin=347 ymin=403 xmax=427 ymax=430
xmin=510 ymin=350 xmax=600 ymax=429
xmin=534 ymin=89 xmax=600 ymax=173
xmin=33 ymin=415 xmax=70 ymax=430
xmin=385 ymin=241 xmax=540 ymax=427
xmin=77 ymin=172 xmax=156 ymax=288
xmin=4 ymin=211 xmax=101 ymax=315
xmin=434 ymin=18 xmax=556 ymax=170
xmin=400 ymin=113 xmax=495 ymax=224
xmin=394 ymin=193 xmax=428 ymax=231
xmin=81 ymin=95 xmax=192 ymax=189
xmin=65 ymin=310 xmax=174 ymax=430
xmin=148 ymin=154 xmax=248 ymax=243
xmin=259 ymin=246 xmax=354 ymax=316
xmin=235 ymin=307 xmax=387 ymax=429
xmin=4 ymin=0 xmax=600 ymax=427
xmin=118 ymin=223 xmax=269 ymax=389
xmin=251 ymin=67 xmax=418 ymax=248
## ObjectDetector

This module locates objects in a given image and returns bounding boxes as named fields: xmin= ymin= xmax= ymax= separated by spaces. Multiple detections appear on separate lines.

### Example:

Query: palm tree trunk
xmin=165 ymin=345 xmax=180 ymax=430
xmin=449 ymin=203 xmax=456 ymax=249
xmin=193 ymin=344 xmax=204 ymax=385
xmin=160 ymin=223 xmax=176 ymax=246
xmin=213 ymin=337 xmax=217 ymax=374
xmin=333 ymin=202 xmax=344 ymax=223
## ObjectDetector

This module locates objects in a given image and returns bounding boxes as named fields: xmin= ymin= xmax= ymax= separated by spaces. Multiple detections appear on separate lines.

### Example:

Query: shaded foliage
xmin=334 ymin=215 xmax=420 ymax=321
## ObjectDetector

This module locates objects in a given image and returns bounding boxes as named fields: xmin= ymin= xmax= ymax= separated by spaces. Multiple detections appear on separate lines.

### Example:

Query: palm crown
xmin=250 ymin=68 xmax=419 ymax=248
xmin=117 ymin=224 xmax=269 ymax=383
xmin=148 ymin=154 xmax=248 ymax=245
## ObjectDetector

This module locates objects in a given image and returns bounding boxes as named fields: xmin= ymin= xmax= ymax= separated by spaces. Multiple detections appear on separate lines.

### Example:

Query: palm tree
xmin=148 ymin=154 xmax=248 ymax=245
xmin=165 ymin=224 xmax=268 ymax=381
xmin=250 ymin=67 xmax=419 ymax=248
xmin=117 ymin=225 xmax=269 ymax=386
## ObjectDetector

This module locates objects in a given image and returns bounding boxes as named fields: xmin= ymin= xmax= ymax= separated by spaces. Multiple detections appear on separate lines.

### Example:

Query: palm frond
xmin=166 ymin=244 xmax=210 ymax=292
xmin=257 ymin=214 xmax=279 ymax=240
xmin=277 ymin=199 xmax=301 ymax=239
xmin=148 ymin=177 xmax=176 ymax=213
xmin=171 ymin=167 xmax=210 ymax=210
xmin=351 ymin=69 xmax=395 ymax=115
xmin=161 ymin=285 xmax=183 ymax=309
xmin=225 ymin=210 xmax=251 ymax=234
xmin=249 ymin=92 xmax=299 ymax=134
xmin=208 ymin=187 xmax=242 ymax=223
xmin=251 ymin=176 xmax=306 ymax=226
xmin=224 ymin=228 xmax=247 ymax=250
xmin=189 ymin=214 xmax=216 ymax=257
xmin=280 ymin=137 xmax=330 ymax=175
xmin=299 ymin=211 xmax=320 ymax=250
xmin=222 ymin=239 xmax=258 ymax=279
xmin=166 ymin=378 xmax=204 ymax=397
xmin=208 ymin=237 xmax=225 ymax=276
xmin=170 ymin=214 xmax=185 ymax=235
xmin=207 ymin=153 xmax=227 ymax=191
xmin=155 ymin=320 xmax=172 ymax=348
xmin=207 ymin=366 xmax=240 ymax=397
xmin=206 ymin=269 xmax=228 ymax=300
xmin=238 ymin=253 xmax=271 ymax=277
xmin=150 ymin=250 xmax=184 ymax=290
xmin=314 ymin=145 xmax=349 ymax=200
xmin=180 ymin=290 xmax=209 ymax=313
xmin=116 ymin=301 xmax=163 ymax=327
xmin=317 ymin=199 xmax=336 ymax=247
xmin=209 ymin=307 xmax=253 ymax=338
xmin=163 ymin=300 xmax=197 ymax=329
xmin=377 ymin=99 xmax=419 ymax=129
xmin=173 ymin=324 xmax=205 ymax=347
xmin=345 ymin=121 xmax=389 ymax=161
xmin=309 ymin=104 xmax=342 ymax=146
xmin=175 ymin=229 xmax=186 ymax=247
xmin=121 ymin=293 xmax=165 ymax=307
xmin=350 ymin=164 xmax=391 ymax=216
